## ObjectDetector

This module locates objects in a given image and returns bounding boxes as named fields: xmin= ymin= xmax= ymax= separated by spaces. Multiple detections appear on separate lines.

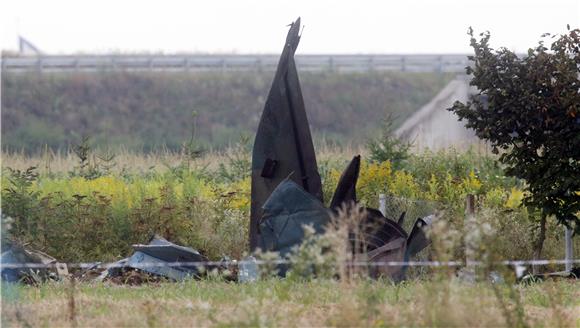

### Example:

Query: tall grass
xmin=2 ymin=146 xmax=577 ymax=264
xmin=2 ymin=146 xmax=579 ymax=327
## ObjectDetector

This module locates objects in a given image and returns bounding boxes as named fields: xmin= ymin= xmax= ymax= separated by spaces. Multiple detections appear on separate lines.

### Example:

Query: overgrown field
xmin=2 ymin=146 xmax=576 ymax=264
xmin=3 ymin=146 xmax=579 ymax=327
xmin=1 ymin=71 xmax=451 ymax=151
xmin=2 ymin=279 xmax=579 ymax=327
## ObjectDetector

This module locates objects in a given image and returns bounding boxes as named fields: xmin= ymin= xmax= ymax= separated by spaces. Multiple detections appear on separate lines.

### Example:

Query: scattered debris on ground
xmin=98 ymin=235 xmax=209 ymax=282
xmin=520 ymin=267 xmax=579 ymax=283
xmin=0 ymin=244 xmax=66 ymax=284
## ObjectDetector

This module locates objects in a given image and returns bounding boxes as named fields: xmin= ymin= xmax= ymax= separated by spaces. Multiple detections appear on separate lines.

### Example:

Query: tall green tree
xmin=449 ymin=27 xmax=580 ymax=258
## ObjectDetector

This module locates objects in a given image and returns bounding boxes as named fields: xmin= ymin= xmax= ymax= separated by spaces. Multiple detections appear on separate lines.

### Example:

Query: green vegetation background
xmin=2 ymin=71 xmax=451 ymax=152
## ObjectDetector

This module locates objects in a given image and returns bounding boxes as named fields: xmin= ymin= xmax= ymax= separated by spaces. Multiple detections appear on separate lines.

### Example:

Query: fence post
xmin=437 ymin=55 xmax=443 ymax=73
xmin=368 ymin=56 xmax=375 ymax=72
xmin=464 ymin=194 xmax=476 ymax=279
xmin=256 ymin=58 xmax=263 ymax=73
xmin=565 ymin=226 xmax=573 ymax=272
xmin=36 ymin=57 xmax=43 ymax=74
xmin=379 ymin=194 xmax=387 ymax=217
xmin=328 ymin=56 xmax=334 ymax=72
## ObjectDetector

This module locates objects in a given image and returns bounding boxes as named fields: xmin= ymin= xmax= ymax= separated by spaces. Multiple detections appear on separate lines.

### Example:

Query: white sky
xmin=1 ymin=0 xmax=579 ymax=54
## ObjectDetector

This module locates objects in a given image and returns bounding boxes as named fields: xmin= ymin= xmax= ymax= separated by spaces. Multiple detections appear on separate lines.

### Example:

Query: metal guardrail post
xmin=368 ymin=56 xmax=374 ymax=71
xmin=565 ymin=226 xmax=573 ymax=272
xmin=256 ymin=58 xmax=263 ymax=73
xmin=379 ymin=194 xmax=387 ymax=217
xmin=464 ymin=194 xmax=476 ymax=278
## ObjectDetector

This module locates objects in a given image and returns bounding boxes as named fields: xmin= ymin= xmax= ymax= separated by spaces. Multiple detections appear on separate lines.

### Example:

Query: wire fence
xmin=1 ymin=259 xmax=579 ymax=270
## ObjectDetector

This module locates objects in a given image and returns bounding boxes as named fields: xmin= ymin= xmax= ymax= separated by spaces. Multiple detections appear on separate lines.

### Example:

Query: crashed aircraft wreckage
xmin=0 ymin=18 xmax=435 ymax=284
xmin=98 ymin=235 xmax=209 ymax=282
xmin=1 ymin=244 xmax=68 ymax=283
xmin=250 ymin=17 xmax=322 ymax=251
xmin=251 ymin=17 xmax=434 ymax=281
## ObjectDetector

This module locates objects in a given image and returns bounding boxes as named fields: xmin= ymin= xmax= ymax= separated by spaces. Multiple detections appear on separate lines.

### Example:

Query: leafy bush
xmin=448 ymin=27 xmax=580 ymax=263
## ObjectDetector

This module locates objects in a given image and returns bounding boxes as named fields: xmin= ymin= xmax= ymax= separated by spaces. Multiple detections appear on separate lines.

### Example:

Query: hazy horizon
xmin=2 ymin=0 xmax=579 ymax=55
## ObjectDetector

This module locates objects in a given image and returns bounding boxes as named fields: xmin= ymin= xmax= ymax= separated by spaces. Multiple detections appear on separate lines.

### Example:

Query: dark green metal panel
xmin=330 ymin=155 xmax=361 ymax=210
xmin=250 ymin=18 xmax=322 ymax=250
xmin=259 ymin=179 xmax=330 ymax=258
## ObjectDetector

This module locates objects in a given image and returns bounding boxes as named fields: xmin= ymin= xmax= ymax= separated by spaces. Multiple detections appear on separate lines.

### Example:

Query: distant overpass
xmin=1 ymin=54 xmax=469 ymax=73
